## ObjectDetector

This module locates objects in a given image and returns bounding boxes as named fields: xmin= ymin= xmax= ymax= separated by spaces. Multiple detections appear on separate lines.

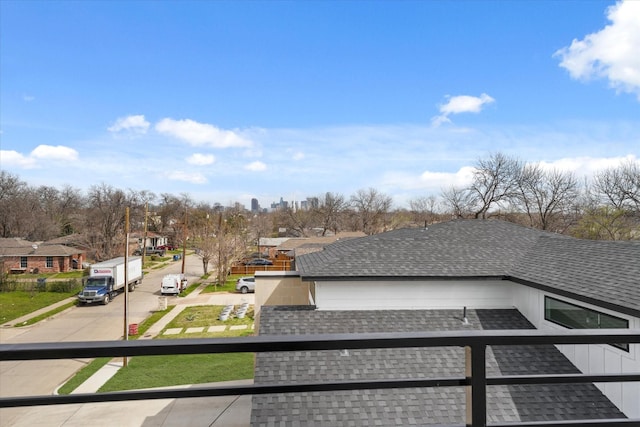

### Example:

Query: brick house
xmin=0 ymin=238 xmax=85 ymax=274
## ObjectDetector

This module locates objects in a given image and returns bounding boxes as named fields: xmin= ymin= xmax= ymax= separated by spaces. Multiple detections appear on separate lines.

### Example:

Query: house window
xmin=544 ymin=296 xmax=629 ymax=351
xmin=46 ymin=257 xmax=53 ymax=268
xmin=20 ymin=257 xmax=27 ymax=269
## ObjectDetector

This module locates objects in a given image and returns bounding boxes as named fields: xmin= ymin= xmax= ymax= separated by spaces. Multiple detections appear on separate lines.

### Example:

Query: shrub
xmin=0 ymin=276 xmax=18 ymax=292
xmin=48 ymin=279 xmax=81 ymax=293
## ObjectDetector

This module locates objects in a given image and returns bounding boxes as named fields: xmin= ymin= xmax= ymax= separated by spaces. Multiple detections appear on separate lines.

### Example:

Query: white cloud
xmin=554 ymin=1 xmax=640 ymax=100
xmin=31 ymin=145 xmax=79 ymax=161
xmin=383 ymin=166 xmax=476 ymax=194
xmin=0 ymin=150 xmax=37 ymax=168
xmin=108 ymin=114 xmax=150 ymax=134
xmin=245 ymin=161 xmax=267 ymax=171
xmin=155 ymin=118 xmax=252 ymax=148
xmin=186 ymin=153 xmax=215 ymax=166
xmin=1 ymin=145 xmax=78 ymax=170
xmin=167 ymin=171 xmax=207 ymax=184
xmin=431 ymin=93 xmax=495 ymax=127
xmin=292 ymin=151 xmax=305 ymax=161
xmin=23 ymin=94 xmax=35 ymax=102
xmin=535 ymin=154 xmax=639 ymax=178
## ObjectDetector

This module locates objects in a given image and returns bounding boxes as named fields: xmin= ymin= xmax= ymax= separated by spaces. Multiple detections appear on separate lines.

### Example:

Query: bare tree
xmin=208 ymin=212 xmax=247 ymax=283
xmin=0 ymin=171 xmax=29 ymax=237
xmin=57 ymin=185 xmax=85 ymax=235
xmin=127 ymin=189 xmax=157 ymax=231
xmin=468 ymin=152 xmax=522 ymax=219
xmin=275 ymin=206 xmax=314 ymax=237
xmin=84 ymin=183 xmax=129 ymax=260
xmin=157 ymin=193 xmax=184 ymax=232
xmin=349 ymin=188 xmax=393 ymax=235
xmin=409 ymin=195 xmax=440 ymax=225
xmin=441 ymin=186 xmax=474 ymax=218
xmin=515 ymin=165 xmax=578 ymax=230
xmin=249 ymin=212 xmax=273 ymax=254
xmin=315 ymin=192 xmax=348 ymax=235
xmin=593 ymin=160 xmax=640 ymax=212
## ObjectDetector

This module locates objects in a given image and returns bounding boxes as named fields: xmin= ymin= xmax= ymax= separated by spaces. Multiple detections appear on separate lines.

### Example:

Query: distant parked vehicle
xmin=245 ymin=258 xmax=273 ymax=266
xmin=161 ymin=273 xmax=187 ymax=295
xmin=236 ymin=276 xmax=255 ymax=293
xmin=133 ymin=247 xmax=166 ymax=256
xmin=157 ymin=244 xmax=175 ymax=251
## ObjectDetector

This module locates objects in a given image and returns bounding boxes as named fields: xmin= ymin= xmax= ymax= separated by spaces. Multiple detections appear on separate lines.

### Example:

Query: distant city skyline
xmin=1 ymin=1 xmax=638 ymax=208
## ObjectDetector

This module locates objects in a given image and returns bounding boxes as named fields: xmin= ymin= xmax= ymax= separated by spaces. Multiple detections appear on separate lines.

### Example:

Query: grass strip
xmin=57 ymin=357 xmax=112 ymax=395
xmin=15 ymin=300 xmax=77 ymax=327
xmin=179 ymin=282 xmax=200 ymax=297
xmin=99 ymin=353 xmax=254 ymax=392
xmin=129 ymin=306 xmax=175 ymax=339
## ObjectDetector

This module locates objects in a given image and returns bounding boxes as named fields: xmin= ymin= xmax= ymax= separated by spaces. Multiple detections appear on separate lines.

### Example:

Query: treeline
xmin=1 ymin=152 xmax=638 ymax=261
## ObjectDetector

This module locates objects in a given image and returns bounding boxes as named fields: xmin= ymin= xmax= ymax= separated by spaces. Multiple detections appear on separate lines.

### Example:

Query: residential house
xmin=131 ymin=231 xmax=169 ymax=250
xmin=0 ymin=238 xmax=85 ymax=274
xmin=252 ymin=219 xmax=640 ymax=425
xmin=274 ymin=231 xmax=366 ymax=257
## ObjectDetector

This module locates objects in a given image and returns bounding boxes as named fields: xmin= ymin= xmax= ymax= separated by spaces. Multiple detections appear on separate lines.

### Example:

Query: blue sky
xmin=1 ymin=0 xmax=639 ymax=209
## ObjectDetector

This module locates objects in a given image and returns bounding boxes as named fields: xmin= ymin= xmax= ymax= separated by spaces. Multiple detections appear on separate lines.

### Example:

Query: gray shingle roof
xmin=509 ymin=236 xmax=640 ymax=316
xmin=296 ymin=220 xmax=562 ymax=279
xmin=295 ymin=219 xmax=639 ymax=316
xmin=0 ymin=243 xmax=82 ymax=257
xmin=253 ymin=307 xmax=624 ymax=426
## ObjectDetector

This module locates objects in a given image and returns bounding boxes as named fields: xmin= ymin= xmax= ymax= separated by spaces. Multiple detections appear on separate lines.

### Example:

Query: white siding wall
xmin=316 ymin=280 xmax=515 ymax=311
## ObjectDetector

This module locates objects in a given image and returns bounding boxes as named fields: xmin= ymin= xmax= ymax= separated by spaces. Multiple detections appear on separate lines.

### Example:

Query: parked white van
xmin=161 ymin=273 xmax=187 ymax=295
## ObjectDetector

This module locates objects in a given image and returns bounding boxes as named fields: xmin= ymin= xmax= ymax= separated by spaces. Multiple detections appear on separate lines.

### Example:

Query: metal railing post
xmin=466 ymin=344 xmax=487 ymax=427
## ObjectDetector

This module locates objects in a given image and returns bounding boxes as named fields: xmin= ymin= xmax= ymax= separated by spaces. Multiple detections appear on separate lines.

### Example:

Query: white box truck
xmin=161 ymin=273 xmax=187 ymax=295
xmin=78 ymin=256 xmax=143 ymax=305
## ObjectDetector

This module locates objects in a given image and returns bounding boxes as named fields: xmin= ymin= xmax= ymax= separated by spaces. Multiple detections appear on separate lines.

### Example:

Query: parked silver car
xmin=235 ymin=276 xmax=255 ymax=293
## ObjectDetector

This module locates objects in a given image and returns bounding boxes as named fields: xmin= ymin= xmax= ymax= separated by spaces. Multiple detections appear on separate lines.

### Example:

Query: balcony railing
xmin=1 ymin=328 xmax=640 ymax=427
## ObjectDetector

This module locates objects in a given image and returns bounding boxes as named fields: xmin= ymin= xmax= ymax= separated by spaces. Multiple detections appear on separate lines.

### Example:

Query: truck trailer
xmin=78 ymin=256 xmax=143 ymax=305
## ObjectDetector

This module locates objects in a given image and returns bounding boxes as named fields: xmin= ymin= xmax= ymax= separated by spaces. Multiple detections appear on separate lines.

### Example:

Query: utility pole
xmin=181 ymin=206 xmax=188 ymax=274
xmin=142 ymin=202 xmax=148 ymax=259
xmin=123 ymin=207 xmax=130 ymax=367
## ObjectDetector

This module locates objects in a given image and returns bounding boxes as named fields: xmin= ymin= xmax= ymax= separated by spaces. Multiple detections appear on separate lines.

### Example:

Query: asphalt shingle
xmin=252 ymin=307 xmax=624 ymax=426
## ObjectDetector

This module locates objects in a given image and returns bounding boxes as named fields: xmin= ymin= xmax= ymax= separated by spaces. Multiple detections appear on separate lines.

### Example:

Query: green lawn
xmin=0 ymin=289 xmax=80 ymax=324
xmin=200 ymin=274 xmax=243 ymax=293
xmin=99 ymin=352 xmax=254 ymax=392
xmin=95 ymin=305 xmax=255 ymax=392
